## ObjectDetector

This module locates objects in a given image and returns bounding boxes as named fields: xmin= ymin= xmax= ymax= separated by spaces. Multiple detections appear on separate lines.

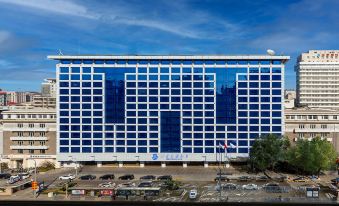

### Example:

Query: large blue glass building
xmin=49 ymin=55 xmax=289 ymax=164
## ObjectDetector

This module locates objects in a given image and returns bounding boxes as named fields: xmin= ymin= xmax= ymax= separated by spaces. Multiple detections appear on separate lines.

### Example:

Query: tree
xmin=287 ymin=137 xmax=337 ymax=175
xmin=249 ymin=134 xmax=289 ymax=172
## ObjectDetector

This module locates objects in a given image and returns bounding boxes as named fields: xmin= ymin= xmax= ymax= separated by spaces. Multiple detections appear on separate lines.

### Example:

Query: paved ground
xmin=0 ymin=165 xmax=337 ymax=203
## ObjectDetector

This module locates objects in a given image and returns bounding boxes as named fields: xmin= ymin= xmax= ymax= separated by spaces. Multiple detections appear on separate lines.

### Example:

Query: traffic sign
xmin=32 ymin=181 xmax=38 ymax=190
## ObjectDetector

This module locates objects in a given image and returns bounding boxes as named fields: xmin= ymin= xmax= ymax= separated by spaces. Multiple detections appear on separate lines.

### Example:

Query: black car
xmin=118 ymin=174 xmax=134 ymax=180
xmin=79 ymin=175 xmax=96 ymax=180
xmin=99 ymin=174 xmax=115 ymax=180
xmin=214 ymin=176 xmax=230 ymax=182
xmin=157 ymin=175 xmax=172 ymax=181
xmin=256 ymin=176 xmax=269 ymax=181
xmin=238 ymin=176 xmax=251 ymax=182
xmin=0 ymin=173 xmax=11 ymax=179
xmin=140 ymin=175 xmax=156 ymax=180
xmin=138 ymin=182 xmax=153 ymax=187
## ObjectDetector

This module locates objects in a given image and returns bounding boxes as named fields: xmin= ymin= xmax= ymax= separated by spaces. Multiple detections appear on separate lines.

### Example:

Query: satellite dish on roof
xmin=267 ymin=49 xmax=275 ymax=56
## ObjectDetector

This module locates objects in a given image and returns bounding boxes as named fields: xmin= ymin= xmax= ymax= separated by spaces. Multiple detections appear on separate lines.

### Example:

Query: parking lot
xmin=0 ymin=165 xmax=337 ymax=203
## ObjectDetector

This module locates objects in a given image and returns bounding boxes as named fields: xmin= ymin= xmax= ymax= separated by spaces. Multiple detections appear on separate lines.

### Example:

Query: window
xmin=310 ymin=124 xmax=316 ymax=129
xmin=18 ymin=149 xmax=23 ymax=154
xmin=40 ymin=124 xmax=45 ymax=128
xmin=321 ymin=124 xmax=327 ymax=129
xmin=29 ymin=123 xmax=34 ymax=128
xmin=40 ymin=141 xmax=46 ymax=146
xmin=18 ymin=123 xmax=23 ymax=128
xmin=298 ymin=133 xmax=304 ymax=138
xmin=29 ymin=141 xmax=34 ymax=146
xmin=29 ymin=132 xmax=34 ymax=137
xmin=299 ymin=124 xmax=305 ymax=129
xmin=18 ymin=132 xmax=23 ymax=137
xmin=18 ymin=141 xmax=23 ymax=146
xmin=40 ymin=150 xmax=46 ymax=154
xmin=29 ymin=149 xmax=34 ymax=154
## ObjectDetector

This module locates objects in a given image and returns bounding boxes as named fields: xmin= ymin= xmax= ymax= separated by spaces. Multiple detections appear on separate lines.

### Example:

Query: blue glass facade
xmin=52 ymin=55 xmax=289 ymax=162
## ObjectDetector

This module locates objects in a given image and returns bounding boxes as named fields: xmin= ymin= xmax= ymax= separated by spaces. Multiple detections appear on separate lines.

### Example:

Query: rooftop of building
xmin=285 ymin=107 xmax=339 ymax=114
xmin=297 ymin=50 xmax=339 ymax=63
xmin=1 ymin=106 xmax=55 ymax=114
xmin=48 ymin=54 xmax=290 ymax=63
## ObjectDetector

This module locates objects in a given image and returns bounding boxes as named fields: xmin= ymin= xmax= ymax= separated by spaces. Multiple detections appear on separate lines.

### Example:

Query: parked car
xmin=331 ymin=177 xmax=339 ymax=184
xmin=79 ymin=175 xmax=96 ymax=180
xmin=242 ymin=183 xmax=258 ymax=190
xmin=118 ymin=182 xmax=135 ymax=187
xmin=98 ymin=182 xmax=115 ymax=188
xmin=157 ymin=175 xmax=172 ymax=181
xmin=7 ymin=175 xmax=21 ymax=184
xmin=217 ymin=172 xmax=233 ymax=176
xmin=219 ymin=183 xmax=237 ymax=190
xmin=99 ymin=174 xmax=115 ymax=180
xmin=189 ymin=189 xmax=198 ymax=199
xmin=214 ymin=176 xmax=230 ymax=182
xmin=118 ymin=174 xmax=134 ymax=180
xmin=256 ymin=176 xmax=269 ymax=181
xmin=276 ymin=176 xmax=288 ymax=182
xmin=238 ymin=176 xmax=251 ymax=182
xmin=138 ymin=181 xmax=153 ymax=188
xmin=263 ymin=183 xmax=284 ymax=193
xmin=58 ymin=174 xmax=76 ymax=180
xmin=18 ymin=173 xmax=31 ymax=180
xmin=309 ymin=175 xmax=320 ymax=180
xmin=140 ymin=175 xmax=156 ymax=180
xmin=293 ymin=176 xmax=307 ymax=182
xmin=0 ymin=173 xmax=11 ymax=179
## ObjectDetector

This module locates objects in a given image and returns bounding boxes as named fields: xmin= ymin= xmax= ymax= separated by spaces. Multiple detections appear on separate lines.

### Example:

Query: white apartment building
xmin=285 ymin=107 xmax=339 ymax=152
xmin=295 ymin=50 xmax=339 ymax=108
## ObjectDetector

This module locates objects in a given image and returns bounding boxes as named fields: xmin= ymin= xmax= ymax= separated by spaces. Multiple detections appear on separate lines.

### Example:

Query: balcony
xmin=10 ymin=145 xmax=49 ymax=150
xmin=10 ymin=136 xmax=48 ymax=141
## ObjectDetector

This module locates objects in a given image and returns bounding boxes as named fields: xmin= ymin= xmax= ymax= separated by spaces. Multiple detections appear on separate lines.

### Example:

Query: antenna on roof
xmin=267 ymin=49 xmax=275 ymax=56
xmin=58 ymin=49 xmax=64 ymax=56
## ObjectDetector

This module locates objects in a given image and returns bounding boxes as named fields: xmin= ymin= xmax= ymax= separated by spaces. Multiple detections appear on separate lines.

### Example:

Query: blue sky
xmin=0 ymin=0 xmax=338 ymax=91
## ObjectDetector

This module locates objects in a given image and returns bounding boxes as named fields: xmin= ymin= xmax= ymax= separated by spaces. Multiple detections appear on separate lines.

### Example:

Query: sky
xmin=0 ymin=0 xmax=338 ymax=91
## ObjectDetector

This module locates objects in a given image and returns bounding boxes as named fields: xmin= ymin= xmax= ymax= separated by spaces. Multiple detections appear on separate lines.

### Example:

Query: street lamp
xmin=0 ymin=155 xmax=3 ymax=174
xmin=27 ymin=158 xmax=37 ymax=198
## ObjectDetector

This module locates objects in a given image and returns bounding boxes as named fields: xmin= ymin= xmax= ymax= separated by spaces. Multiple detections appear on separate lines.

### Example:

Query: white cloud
xmin=0 ymin=30 xmax=10 ymax=43
xmin=0 ymin=0 xmax=243 ymax=40
xmin=0 ymin=0 xmax=98 ymax=19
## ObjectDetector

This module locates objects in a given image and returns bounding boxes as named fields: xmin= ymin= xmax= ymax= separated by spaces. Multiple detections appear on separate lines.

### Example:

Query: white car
xmin=189 ymin=189 xmax=198 ymax=199
xmin=98 ymin=182 xmax=115 ymax=188
xmin=7 ymin=175 xmax=21 ymax=184
xmin=242 ymin=183 xmax=258 ymax=190
xmin=59 ymin=174 xmax=76 ymax=180
xmin=18 ymin=173 xmax=31 ymax=180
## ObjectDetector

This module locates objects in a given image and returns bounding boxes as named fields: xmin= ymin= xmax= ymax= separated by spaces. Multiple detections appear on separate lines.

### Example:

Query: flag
xmin=229 ymin=143 xmax=236 ymax=148
xmin=223 ymin=143 xmax=227 ymax=149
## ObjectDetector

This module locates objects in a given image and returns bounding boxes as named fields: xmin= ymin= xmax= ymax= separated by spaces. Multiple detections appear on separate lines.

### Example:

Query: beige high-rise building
xmin=295 ymin=50 xmax=339 ymax=108
xmin=0 ymin=106 xmax=58 ymax=169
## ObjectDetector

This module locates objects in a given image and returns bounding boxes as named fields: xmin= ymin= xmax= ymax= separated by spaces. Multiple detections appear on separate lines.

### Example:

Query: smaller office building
xmin=0 ymin=106 xmax=58 ymax=169
xmin=285 ymin=107 xmax=339 ymax=152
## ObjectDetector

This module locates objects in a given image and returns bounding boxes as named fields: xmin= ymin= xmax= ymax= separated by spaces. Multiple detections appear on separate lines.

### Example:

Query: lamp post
xmin=27 ymin=158 xmax=37 ymax=198
xmin=0 ymin=155 xmax=3 ymax=174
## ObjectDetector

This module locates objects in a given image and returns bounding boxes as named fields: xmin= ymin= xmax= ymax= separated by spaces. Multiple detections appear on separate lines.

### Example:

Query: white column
xmin=204 ymin=162 xmax=209 ymax=168
xmin=140 ymin=162 xmax=145 ymax=168
xmin=97 ymin=161 xmax=102 ymax=168
xmin=183 ymin=162 xmax=188 ymax=168
xmin=118 ymin=162 xmax=123 ymax=168
xmin=161 ymin=162 xmax=166 ymax=168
